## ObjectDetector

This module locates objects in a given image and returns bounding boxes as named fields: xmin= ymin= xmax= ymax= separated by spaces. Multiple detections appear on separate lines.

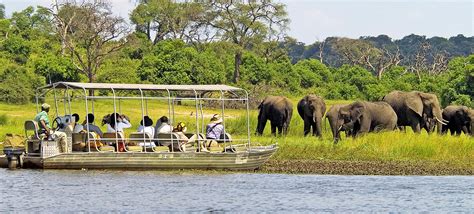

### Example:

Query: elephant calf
xmin=326 ymin=104 xmax=355 ymax=143
xmin=442 ymin=105 xmax=474 ymax=136
xmin=338 ymin=101 xmax=398 ymax=136
xmin=256 ymin=96 xmax=293 ymax=136
xmin=297 ymin=95 xmax=326 ymax=137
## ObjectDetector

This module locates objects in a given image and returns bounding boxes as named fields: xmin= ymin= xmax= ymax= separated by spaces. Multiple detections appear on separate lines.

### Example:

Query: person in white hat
xmin=206 ymin=114 xmax=224 ymax=141
xmin=33 ymin=103 xmax=68 ymax=153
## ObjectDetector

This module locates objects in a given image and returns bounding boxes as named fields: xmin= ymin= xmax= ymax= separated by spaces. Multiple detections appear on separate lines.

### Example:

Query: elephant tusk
xmin=435 ymin=117 xmax=447 ymax=125
xmin=338 ymin=126 xmax=343 ymax=131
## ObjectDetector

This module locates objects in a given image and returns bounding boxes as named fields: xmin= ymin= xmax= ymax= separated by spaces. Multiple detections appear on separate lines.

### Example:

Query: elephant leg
xmin=303 ymin=119 xmax=311 ymax=136
xmin=461 ymin=126 xmax=469 ymax=135
xmin=411 ymin=122 xmax=421 ymax=133
xmin=270 ymin=122 xmax=277 ymax=136
xmin=399 ymin=126 xmax=406 ymax=132
xmin=441 ymin=125 xmax=448 ymax=135
xmin=449 ymin=127 xmax=455 ymax=135
xmin=277 ymin=126 xmax=283 ymax=135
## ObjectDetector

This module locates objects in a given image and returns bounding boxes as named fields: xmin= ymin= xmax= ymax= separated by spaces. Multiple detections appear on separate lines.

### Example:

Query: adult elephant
xmin=337 ymin=101 xmax=398 ymax=137
xmin=325 ymin=104 xmax=355 ymax=143
xmin=256 ymin=96 xmax=293 ymax=136
xmin=297 ymin=95 xmax=326 ymax=137
xmin=442 ymin=105 xmax=474 ymax=136
xmin=382 ymin=91 xmax=447 ymax=133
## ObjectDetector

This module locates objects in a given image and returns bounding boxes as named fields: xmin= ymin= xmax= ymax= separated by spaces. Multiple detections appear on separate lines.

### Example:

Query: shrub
xmin=0 ymin=65 xmax=44 ymax=104
xmin=0 ymin=114 xmax=8 ymax=125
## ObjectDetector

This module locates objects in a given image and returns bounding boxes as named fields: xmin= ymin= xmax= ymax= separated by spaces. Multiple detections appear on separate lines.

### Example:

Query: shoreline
xmin=260 ymin=159 xmax=474 ymax=175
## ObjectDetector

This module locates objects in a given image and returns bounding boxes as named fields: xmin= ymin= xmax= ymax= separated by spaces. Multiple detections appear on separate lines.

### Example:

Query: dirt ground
xmin=261 ymin=159 xmax=474 ymax=175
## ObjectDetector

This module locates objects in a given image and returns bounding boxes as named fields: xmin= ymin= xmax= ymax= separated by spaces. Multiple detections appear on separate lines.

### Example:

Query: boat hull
xmin=3 ymin=146 xmax=277 ymax=171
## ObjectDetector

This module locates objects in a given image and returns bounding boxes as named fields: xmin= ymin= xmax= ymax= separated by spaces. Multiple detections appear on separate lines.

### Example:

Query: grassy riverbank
xmin=0 ymin=100 xmax=472 ymax=175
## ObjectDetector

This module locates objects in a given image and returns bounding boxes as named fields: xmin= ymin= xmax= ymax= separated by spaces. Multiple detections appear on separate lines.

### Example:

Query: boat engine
xmin=3 ymin=147 xmax=25 ymax=169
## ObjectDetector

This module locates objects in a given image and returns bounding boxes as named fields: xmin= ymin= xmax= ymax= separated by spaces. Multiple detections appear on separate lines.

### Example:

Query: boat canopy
xmin=40 ymin=82 xmax=243 ymax=92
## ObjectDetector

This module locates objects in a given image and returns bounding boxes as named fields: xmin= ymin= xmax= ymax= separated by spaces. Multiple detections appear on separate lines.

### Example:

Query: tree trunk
xmin=234 ymin=52 xmax=242 ymax=83
xmin=88 ymin=71 xmax=94 ymax=96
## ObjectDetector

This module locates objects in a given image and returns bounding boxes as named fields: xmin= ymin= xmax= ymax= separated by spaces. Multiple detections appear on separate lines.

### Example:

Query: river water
xmin=0 ymin=169 xmax=472 ymax=212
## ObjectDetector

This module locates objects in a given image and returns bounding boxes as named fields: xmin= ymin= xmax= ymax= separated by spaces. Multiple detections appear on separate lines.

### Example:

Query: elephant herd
xmin=256 ymin=91 xmax=474 ymax=142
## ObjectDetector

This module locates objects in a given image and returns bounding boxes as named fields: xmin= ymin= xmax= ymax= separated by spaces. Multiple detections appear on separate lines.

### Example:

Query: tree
xmin=47 ymin=0 xmax=129 ymax=86
xmin=333 ymin=37 xmax=401 ymax=80
xmin=130 ymin=0 xmax=208 ymax=45
xmin=0 ymin=4 xmax=5 ymax=19
xmin=206 ymin=1 xmax=288 ymax=83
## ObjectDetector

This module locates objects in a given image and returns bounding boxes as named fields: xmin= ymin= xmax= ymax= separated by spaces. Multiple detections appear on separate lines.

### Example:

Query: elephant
xmin=442 ymin=105 xmax=474 ymax=136
xmin=325 ymin=104 xmax=355 ymax=143
xmin=297 ymin=95 xmax=326 ymax=137
xmin=256 ymin=96 xmax=293 ymax=136
xmin=382 ymin=91 xmax=447 ymax=133
xmin=337 ymin=101 xmax=398 ymax=137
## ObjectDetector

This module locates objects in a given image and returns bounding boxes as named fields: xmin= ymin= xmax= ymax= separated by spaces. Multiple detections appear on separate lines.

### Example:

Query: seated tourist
xmin=33 ymin=103 xmax=68 ymax=153
xmin=155 ymin=116 xmax=172 ymax=134
xmin=206 ymin=114 xmax=225 ymax=148
xmin=82 ymin=113 xmax=103 ymax=137
xmin=137 ymin=116 xmax=155 ymax=138
xmin=106 ymin=113 xmax=132 ymax=133
xmin=206 ymin=114 xmax=224 ymax=140
xmin=172 ymin=122 xmax=189 ymax=151
xmin=72 ymin=113 xmax=84 ymax=133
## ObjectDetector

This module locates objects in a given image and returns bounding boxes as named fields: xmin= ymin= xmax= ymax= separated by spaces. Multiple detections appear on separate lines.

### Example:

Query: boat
xmin=1 ymin=82 xmax=277 ymax=170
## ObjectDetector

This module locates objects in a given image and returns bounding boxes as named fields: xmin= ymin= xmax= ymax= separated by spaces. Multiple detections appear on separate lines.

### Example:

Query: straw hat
xmin=41 ymin=103 xmax=51 ymax=110
xmin=210 ymin=114 xmax=223 ymax=124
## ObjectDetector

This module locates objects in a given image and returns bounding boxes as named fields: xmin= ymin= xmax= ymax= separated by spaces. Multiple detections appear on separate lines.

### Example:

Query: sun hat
xmin=175 ymin=122 xmax=186 ymax=132
xmin=41 ymin=103 xmax=51 ymax=110
xmin=141 ymin=116 xmax=153 ymax=127
xmin=210 ymin=114 xmax=223 ymax=124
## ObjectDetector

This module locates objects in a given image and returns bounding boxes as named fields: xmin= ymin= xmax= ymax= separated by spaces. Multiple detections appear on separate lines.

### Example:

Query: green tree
xmin=130 ymin=0 xmax=206 ymax=45
xmin=0 ymin=4 xmax=5 ymax=19
xmin=206 ymin=1 xmax=288 ymax=83
xmin=47 ymin=1 xmax=129 ymax=84
xmin=0 ymin=65 xmax=44 ymax=104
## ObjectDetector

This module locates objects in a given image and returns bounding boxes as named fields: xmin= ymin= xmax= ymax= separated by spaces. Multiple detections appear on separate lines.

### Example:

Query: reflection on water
xmin=0 ymin=169 xmax=472 ymax=212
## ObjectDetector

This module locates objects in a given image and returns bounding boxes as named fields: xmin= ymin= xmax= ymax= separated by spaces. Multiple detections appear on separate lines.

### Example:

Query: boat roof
xmin=40 ymin=82 xmax=243 ymax=92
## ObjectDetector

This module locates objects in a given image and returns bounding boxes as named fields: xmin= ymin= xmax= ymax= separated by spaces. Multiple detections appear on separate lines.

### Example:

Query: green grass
xmin=0 ymin=100 xmax=472 ymax=166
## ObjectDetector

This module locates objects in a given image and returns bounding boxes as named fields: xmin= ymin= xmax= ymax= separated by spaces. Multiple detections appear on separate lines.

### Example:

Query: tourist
xmin=33 ymin=103 xmax=68 ymax=152
xmin=72 ymin=113 xmax=84 ymax=133
xmin=106 ymin=113 xmax=132 ymax=133
xmin=82 ymin=113 xmax=103 ymax=137
xmin=155 ymin=116 xmax=172 ymax=134
xmin=206 ymin=114 xmax=224 ymax=140
xmin=172 ymin=122 xmax=189 ymax=151
xmin=137 ymin=116 xmax=155 ymax=138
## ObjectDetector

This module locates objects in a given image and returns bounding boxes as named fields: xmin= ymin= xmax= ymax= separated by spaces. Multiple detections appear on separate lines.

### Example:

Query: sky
xmin=1 ymin=0 xmax=472 ymax=44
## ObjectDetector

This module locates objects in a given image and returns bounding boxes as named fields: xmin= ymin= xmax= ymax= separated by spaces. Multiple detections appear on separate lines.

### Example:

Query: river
xmin=0 ymin=169 xmax=472 ymax=212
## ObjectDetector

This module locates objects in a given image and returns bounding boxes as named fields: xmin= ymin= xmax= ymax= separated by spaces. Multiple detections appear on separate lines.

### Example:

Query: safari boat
xmin=1 ymin=82 xmax=277 ymax=170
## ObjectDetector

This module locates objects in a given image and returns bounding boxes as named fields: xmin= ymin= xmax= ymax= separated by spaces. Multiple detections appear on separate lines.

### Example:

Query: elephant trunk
xmin=315 ymin=115 xmax=323 ymax=137
xmin=332 ymin=119 xmax=341 ymax=143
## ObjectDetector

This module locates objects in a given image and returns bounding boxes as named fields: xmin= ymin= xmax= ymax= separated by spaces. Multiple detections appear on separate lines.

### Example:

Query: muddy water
xmin=0 ymin=169 xmax=472 ymax=212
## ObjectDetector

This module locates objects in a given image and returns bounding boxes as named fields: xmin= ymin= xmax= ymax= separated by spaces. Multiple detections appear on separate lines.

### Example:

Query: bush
xmin=0 ymin=65 xmax=44 ymax=104
xmin=0 ymin=114 xmax=8 ymax=125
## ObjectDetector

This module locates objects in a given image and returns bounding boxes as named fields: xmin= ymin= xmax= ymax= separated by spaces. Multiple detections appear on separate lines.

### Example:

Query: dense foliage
xmin=0 ymin=2 xmax=472 ymax=107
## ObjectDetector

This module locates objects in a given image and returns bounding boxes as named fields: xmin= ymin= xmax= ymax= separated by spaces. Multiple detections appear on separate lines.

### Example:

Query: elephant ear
xmin=405 ymin=97 xmax=423 ymax=117
xmin=350 ymin=104 xmax=365 ymax=122
xmin=455 ymin=107 xmax=466 ymax=118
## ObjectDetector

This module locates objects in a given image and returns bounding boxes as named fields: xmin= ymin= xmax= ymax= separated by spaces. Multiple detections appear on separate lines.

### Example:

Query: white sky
xmin=1 ymin=0 xmax=473 ymax=44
